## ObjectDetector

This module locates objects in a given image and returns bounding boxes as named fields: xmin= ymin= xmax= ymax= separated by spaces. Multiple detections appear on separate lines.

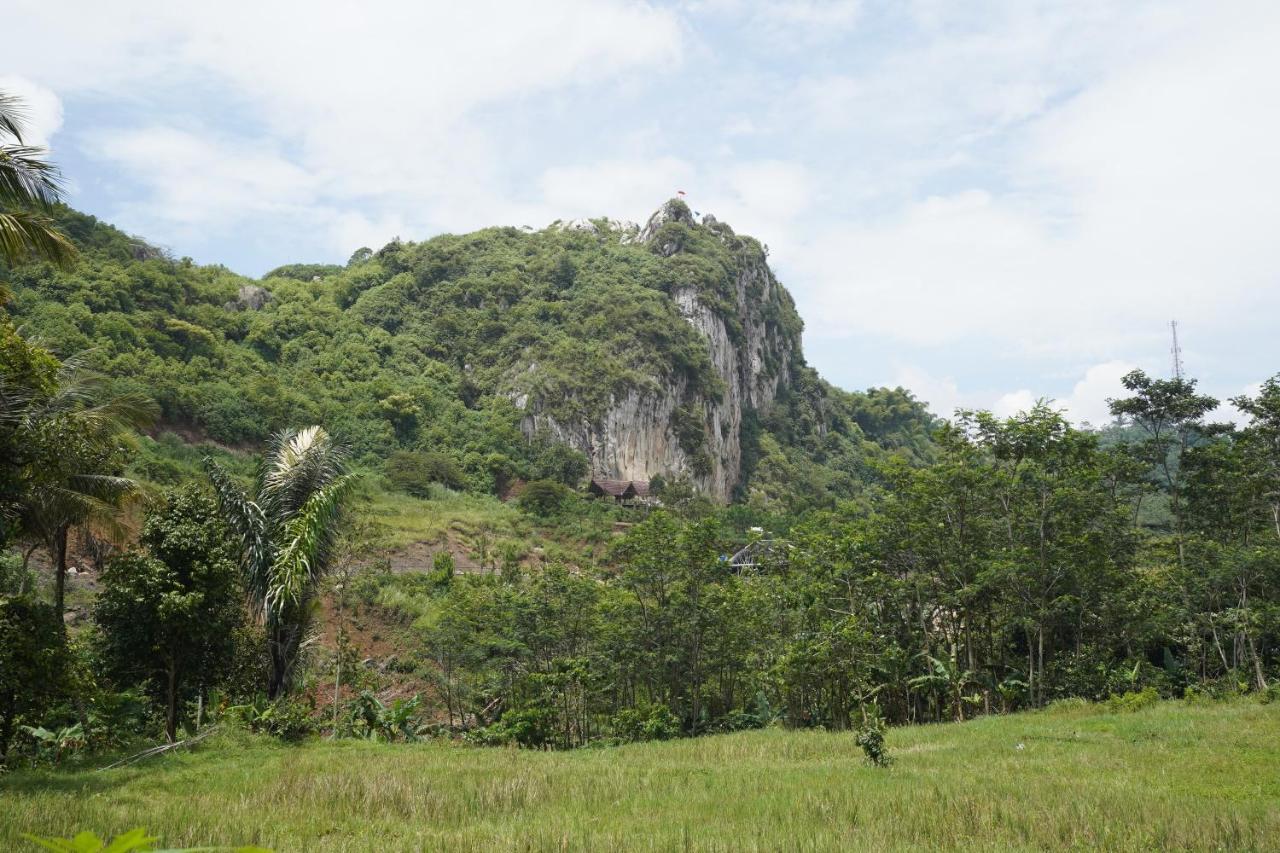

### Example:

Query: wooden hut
xmin=588 ymin=478 xmax=655 ymax=507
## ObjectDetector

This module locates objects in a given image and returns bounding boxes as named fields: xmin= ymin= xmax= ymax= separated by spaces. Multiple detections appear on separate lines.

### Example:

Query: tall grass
xmin=3 ymin=700 xmax=1277 ymax=851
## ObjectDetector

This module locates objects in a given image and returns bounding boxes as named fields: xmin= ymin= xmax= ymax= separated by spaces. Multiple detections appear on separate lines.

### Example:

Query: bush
xmin=227 ymin=696 xmax=317 ymax=741
xmin=467 ymin=705 xmax=557 ymax=748
xmin=1106 ymin=687 xmax=1159 ymax=713
xmin=855 ymin=722 xmax=892 ymax=767
xmin=709 ymin=709 xmax=765 ymax=733
xmin=0 ymin=594 xmax=68 ymax=763
xmin=609 ymin=704 xmax=679 ymax=743
xmin=385 ymin=450 xmax=466 ymax=496
xmin=517 ymin=479 xmax=572 ymax=517
xmin=0 ymin=551 xmax=31 ymax=596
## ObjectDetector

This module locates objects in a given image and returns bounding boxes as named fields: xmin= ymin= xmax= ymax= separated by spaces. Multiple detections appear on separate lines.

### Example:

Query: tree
xmin=517 ymin=479 xmax=571 ymax=517
xmin=13 ymin=354 xmax=155 ymax=617
xmin=94 ymin=487 xmax=244 ymax=741
xmin=1234 ymin=375 xmax=1280 ymax=542
xmin=1108 ymin=369 xmax=1217 ymax=561
xmin=0 ymin=593 xmax=66 ymax=763
xmin=385 ymin=449 xmax=465 ymax=495
xmin=0 ymin=315 xmax=57 ymax=548
xmin=206 ymin=426 xmax=357 ymax=698
xmin=0 ymin=90 xmax=76 ymax=268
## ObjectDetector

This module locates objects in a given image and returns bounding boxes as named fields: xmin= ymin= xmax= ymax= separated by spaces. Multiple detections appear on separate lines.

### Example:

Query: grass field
xmin=3 ymin=700 xmax=1278 ymax=851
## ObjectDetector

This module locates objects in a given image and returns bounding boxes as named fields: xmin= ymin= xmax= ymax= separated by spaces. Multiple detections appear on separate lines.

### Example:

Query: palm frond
xmin=266 ymin=472 xmax=358 ymax=616
xmin=0 ymin=210 xmax=76 ymax=269
xmin=0 ymin=143 xmax=65 ymax=208
xmin=205 ymin=458 xmax=271 ymax=615
xmin=23 ymin=355 xmax=157 ymax=430
xmin=0 ymin=91 xmax=29 ymax=142
xmin=75 ymin=392 xmax=159 ymax=432
xmin=259 ymin=426 xmax=348 ymax=519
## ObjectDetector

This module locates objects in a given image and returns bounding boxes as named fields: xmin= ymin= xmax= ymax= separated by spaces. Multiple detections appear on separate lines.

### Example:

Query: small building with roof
xmin=588 ymin=477 xmax=656 ymax=507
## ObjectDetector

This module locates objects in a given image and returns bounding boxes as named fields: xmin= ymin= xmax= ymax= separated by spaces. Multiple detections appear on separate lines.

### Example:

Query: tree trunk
xmin=53 ymin=525 xmax=70 ymax=621
xmin=165 ymin=653 xmax=178 ymax=742
xmin=332 ymin=597 xmax=344 ymax=736
xmin=0 ymin=692 xmax=14 ymax=765
xmin=267 ymin=624 xmax=294 ymax=700
xmin=1037 ymin=627 xmax=1045 ymax=706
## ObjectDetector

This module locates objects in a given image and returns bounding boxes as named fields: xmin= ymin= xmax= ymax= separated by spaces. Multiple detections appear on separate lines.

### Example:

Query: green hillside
xmin=4 ymin=700 xmax=1277 ymax=851
xmin=3 ymin=204 xmax=934 ymax=510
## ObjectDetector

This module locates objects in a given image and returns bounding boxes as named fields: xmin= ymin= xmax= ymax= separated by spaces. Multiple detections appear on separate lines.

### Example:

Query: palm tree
xmin=13 ymin=353 xmax=156 ymax=616
xmin=0 ymin=91 xmax=76 ymax=268
xmin=207 ymin=426 xmax=357 ymax=698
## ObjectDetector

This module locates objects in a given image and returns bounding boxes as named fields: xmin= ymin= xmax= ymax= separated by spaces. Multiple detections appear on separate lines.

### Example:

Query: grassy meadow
xmin=3 ymin=700 xmax=1279 ymax=851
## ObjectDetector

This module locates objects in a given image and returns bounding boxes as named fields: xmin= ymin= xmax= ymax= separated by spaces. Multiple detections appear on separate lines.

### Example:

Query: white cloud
xmin=0 ymin=76 xmax=63 ymax=148
xmin=793 ymin=1 xmax=1280 ymax=385
xmin=537 ymin=157 xmax=697 ymax=226
xmin=891 ymin=364 xmax=968 ymax=420
xmin=902 ymin=359 xmax=1136 ymax=427
xmin=3 ymin=0 xmax=1276 ymax=408
xmin=1208 ymin=382 xmax=1264 ymax=428
xmin=684 ymin=0 xmax=862 ymax=32
xmin=94 ymin=127 xmax=318 ymax=228
xmin=759 ymin=1 xmax=862 ymax=30
xmin=4 ymin=0 xmax=684 ymax=256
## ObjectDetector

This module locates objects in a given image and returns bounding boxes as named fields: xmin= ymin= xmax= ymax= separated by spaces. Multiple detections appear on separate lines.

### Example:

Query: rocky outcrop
xmin=223 ymin=284 xmax=272 ymax=312
xmin=512 ymin=200 xmax=799 ymax=502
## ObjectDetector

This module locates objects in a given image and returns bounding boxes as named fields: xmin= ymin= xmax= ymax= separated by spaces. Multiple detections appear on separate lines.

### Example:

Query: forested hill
xmin=3 ymin=201 xmax=934 ymax=508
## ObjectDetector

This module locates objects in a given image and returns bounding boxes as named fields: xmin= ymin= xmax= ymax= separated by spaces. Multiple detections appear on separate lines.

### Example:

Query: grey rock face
xmin=510 ymin=201 xmax=796 ymax=502
xmin=224 ymin=284 xmax=272 ymax=312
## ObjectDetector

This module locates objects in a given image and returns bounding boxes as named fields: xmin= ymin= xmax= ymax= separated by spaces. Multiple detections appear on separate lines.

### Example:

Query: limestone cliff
xmin=511 ymin=200 xmax=799 ymax=501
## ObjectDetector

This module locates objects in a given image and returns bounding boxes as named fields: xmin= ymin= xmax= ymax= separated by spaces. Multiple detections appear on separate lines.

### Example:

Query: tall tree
xmin=207 ymin=426 xmax=357 ymax=698
xmin=95 ymin=487 xmax=243 ymax=741
xmin=1108 ymin=369 xmax=1218 ymax=562
xmin=0 ymin=91 xmax=76 ymax=268
xmin=14 ymin=354 xmax=155 ymax=617
xmin=1234 ymin=375 xmax=1280 ymax=542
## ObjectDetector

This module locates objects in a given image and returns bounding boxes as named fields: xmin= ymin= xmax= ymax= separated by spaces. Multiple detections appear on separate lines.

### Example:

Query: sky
xmin=4 ymin=0 xmax=1278 ymax=425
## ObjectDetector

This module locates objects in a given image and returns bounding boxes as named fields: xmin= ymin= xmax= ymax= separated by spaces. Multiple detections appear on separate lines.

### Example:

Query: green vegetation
xmin=0 ymin=92 xmax=77 ymax=269
xmin=3 ymin=700 xmax=1277 ymax=851
xmin=207 ymin=426 xmax=357 ymax=698
xmin=2 ymin=196 xmax=933 ymax=511
xmin=3 ymin=86 xmax=1280 ymax=850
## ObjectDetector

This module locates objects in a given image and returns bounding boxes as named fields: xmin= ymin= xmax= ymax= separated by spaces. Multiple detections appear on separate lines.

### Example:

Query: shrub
xmin=226 ymin=696 xmax=316 ymax=741
xmin=0 ymin=595 xmax=68 ymax=764
xmin=855 ymin=722 xmax=892 ymax=767
xmin=1106 ymin=687 xmax=1159 ymax=713
xmin=343 ymin=691 xmax=427 ymax=742
xmin=385 ymin=450 xmax=466 ymax=496
xmin=610 ymin=704 xmax=679 ymax=743
xmin=0 ymin=551 xmax=32 ymax=596
xmin=517 ymin=479 xmax=571 ymax=517
xmin=709 ymin=709 xmax=765 ymax=733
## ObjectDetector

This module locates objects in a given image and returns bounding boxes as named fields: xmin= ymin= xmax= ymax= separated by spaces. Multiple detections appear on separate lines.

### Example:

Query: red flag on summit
xmin=676 ymin=190 xmax=686 ymax=197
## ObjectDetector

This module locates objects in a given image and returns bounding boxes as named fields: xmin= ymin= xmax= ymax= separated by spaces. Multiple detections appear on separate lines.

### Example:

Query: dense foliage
xmin=94 ymin=487 xmax=244 ymax=740
xmin=3 ymin=205 xmax=933 ymax=509
xmin=359 ymin=389 xmax=1280 ymax=744
xmin=0 ymin=182 xmax=1276 ymax=763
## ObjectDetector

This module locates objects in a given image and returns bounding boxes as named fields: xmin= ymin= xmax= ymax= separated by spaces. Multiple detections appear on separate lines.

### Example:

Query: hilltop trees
xmin=207 ymin=426 xmax=356 ymax=698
